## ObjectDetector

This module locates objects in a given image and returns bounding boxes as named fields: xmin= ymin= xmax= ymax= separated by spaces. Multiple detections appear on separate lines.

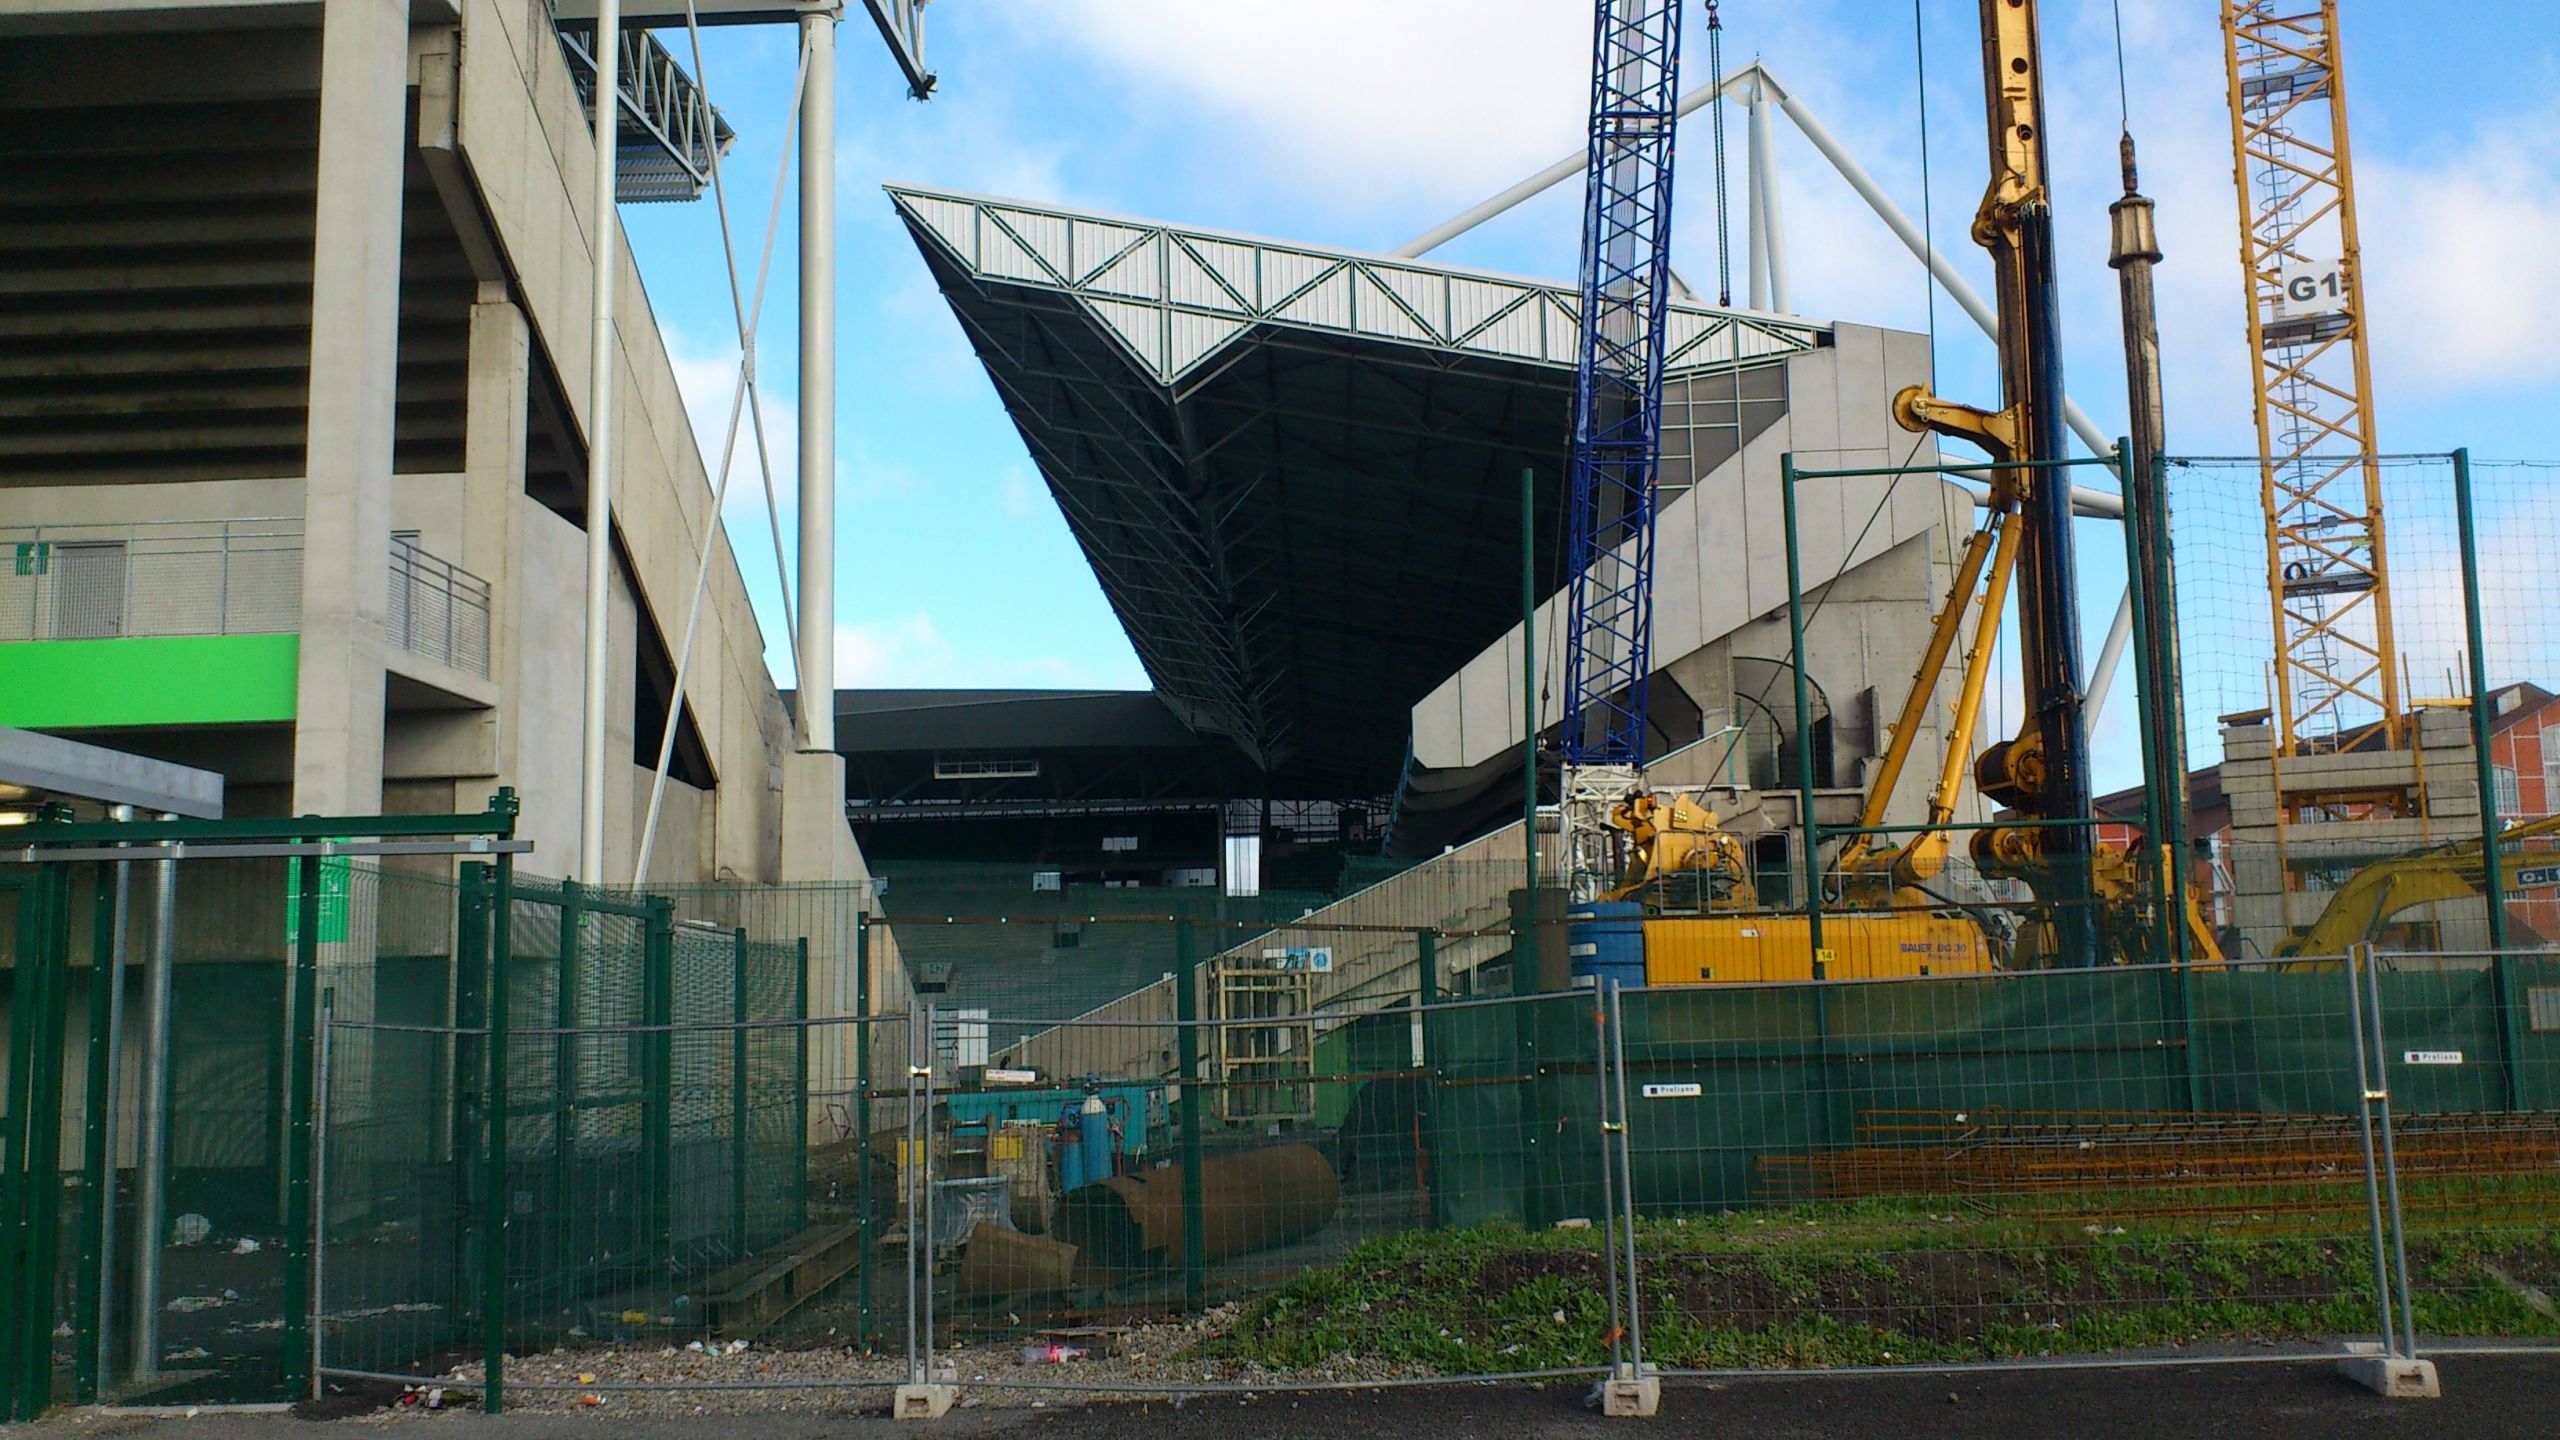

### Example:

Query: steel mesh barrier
xmin=2164 ymin=454 xmax=2560 ymax=960
xmin=2 ymin=868 xmax=2533 ymax=1414
xmin=2342 ymin=948 xmax=2560 ymax=1350
xmin=904 ymin=919 xmax=1632 ymax=1398
xmin=311 ymin=876 xmax=918 ymax=1408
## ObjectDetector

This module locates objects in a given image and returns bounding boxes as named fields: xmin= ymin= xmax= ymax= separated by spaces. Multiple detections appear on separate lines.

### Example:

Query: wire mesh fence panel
xmin=317 ymin=1019 xmax=476 ymax=1384
xmin=11 ymin=854 xmax=909 ymax=1413
xmin=116 ymin=856 xmax=297 ymax=1405
xmin=305 ymin=864 xmax=469 ymax=1391
xmin=891 ymin=917 xmax=1637 ymax=1395
xmin=321 ymin=999 xmax=921 ymax=1399
xmin=2163 ymin=452 xmax=2560 ymax=962
xmin=1613 ymin=958 xmax=2421 ymax=1371
xmin=0 ymin=863 xmax=103 ymax=1416
xmin=2355 ymin=948 xmax=2560 ymax=1348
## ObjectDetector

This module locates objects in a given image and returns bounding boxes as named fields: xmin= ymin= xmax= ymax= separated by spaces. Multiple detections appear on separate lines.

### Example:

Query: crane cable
xmin=2110 ymin=0 xmax=2133 ymax=134
xmin=1707 ymin=0 xmax=1731 ymax=307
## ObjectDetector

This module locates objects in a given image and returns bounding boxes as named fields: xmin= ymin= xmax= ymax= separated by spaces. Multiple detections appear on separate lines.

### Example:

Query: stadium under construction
xmin=3 ymin=0 xmax=2556 ymax=1421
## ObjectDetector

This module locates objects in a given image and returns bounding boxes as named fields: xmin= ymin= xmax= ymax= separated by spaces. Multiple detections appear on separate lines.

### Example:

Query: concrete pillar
xmin=292 ymin=0 xmax=410 ymax=816
xmin=453 ymin=289 xmax=533 ymax=826
xmin=780 ymin=749 xmax=866 ymax=884
xmin=459 ymin=289 xmax=528 ymax=660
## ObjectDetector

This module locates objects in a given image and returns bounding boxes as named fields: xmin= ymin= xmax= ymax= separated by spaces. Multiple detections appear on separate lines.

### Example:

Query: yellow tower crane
xmin=2220 ymin=1 xmax=2406 ymax=787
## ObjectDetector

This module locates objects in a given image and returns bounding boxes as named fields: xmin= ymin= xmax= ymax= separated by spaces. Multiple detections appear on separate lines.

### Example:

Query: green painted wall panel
xmin=0 ymin=635 xmax=300 ymax=728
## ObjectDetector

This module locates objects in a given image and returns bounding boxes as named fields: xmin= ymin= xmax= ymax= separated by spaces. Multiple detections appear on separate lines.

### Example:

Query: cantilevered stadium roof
xmin=889 ymin=183 xmax=1829 ymax=797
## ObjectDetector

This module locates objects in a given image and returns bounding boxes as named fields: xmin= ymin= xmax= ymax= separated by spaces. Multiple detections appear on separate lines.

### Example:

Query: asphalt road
xmin=14 ymin=1354 xmax=2556 ymax=1439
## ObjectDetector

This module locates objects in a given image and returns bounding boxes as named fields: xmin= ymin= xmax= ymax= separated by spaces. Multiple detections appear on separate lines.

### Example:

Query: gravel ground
xmin=18 ymin=1354 xmax=2560 ymax=1439
xmin=366 ymin=1306 xmax=1436 ymax=1417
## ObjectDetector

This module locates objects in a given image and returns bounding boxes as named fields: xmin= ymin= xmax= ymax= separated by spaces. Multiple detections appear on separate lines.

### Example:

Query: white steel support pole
xmin=795 ymin=10 xmax=837 ymax=752
xmin=1391 ymin=67 xmax=1761 ymax=261
xmin=1765 ymin=77 xmax=2111 ymax=458
xmin=2084 ymin=594 xmax=2134 ymax=724
xmin=579 ymin=0 xmax=624 ymax=882
xmin=1744 ymin=76 xmax=1770 ymax=311
xmin=1750 ymin=79 xmax=1788 ymax=314
xmin=98 ymin=805 xmax=132 ymax=1386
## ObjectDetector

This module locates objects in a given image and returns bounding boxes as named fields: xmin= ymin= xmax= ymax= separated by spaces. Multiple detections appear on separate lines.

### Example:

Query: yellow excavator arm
xmin=2275 ymin=812 xmax=2560 ymax=957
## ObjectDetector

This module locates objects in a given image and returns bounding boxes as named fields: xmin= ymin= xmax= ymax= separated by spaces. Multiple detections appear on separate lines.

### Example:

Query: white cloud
xmin=664 ymin=324 xmax=801 ymax=546
xmin=997 ymin=463 xmax=1047 ymax=521
xmin=2362 ymin=125 xmax=2560 ymax=392
xmin=834 ymin=612 xmax=948 ymax=686
xmin=828 ymin=611 xmax=1141 ymax=690
xmin=1018 ymin=0 xmax=1592 ymax=211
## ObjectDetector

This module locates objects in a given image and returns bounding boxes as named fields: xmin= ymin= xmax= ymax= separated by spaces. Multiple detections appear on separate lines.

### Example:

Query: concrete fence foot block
xmin=1601 ymin=1363 xmax=1661 ymax=1418
xmin=2337 ymin=1354 xmax=2440 ymax=1399
xmin=894 ymin=1384 xmax=957 ymax=1420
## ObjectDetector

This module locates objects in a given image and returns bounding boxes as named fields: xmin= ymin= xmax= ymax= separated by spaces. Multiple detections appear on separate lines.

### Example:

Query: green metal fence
xmin=21 ymin=870 xmax=2560 ymax=1414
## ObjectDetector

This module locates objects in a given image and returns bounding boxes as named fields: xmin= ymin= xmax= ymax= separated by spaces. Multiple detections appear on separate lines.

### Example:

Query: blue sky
xmin=624 ymin=1 xmax=2560 ymax=787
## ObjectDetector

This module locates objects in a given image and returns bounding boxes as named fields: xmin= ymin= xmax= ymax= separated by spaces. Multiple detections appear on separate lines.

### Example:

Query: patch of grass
xmin=1211 ymin=1207 xmax=2560 ymax=1374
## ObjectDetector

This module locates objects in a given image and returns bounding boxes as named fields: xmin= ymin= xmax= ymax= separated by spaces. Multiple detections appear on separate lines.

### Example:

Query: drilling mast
xmin=1887 ymin=0 xmax=2095 ymax=965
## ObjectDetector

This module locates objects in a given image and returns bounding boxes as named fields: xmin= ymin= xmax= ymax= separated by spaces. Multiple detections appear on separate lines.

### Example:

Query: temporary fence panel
xmin=1608 ymin=953 xmax=2560 ymax=1373
xmin=2354 ymin=949 xmax=2560 ymax=1345
xmin=2162 ymin=453 xmax=2560 ymax=962
xmin=901 ymin=916 xmax=1636 ymax=1395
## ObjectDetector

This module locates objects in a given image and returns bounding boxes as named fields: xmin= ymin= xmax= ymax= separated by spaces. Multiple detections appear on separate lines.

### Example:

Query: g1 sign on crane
xmin=1558 ymin=0 xmax=1687 ymax=896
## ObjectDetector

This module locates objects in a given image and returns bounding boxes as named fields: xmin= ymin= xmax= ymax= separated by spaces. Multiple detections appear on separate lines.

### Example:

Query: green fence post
xmin=4 ymin=870 xmax=71 ymax=1421
xmin=0 ymin=879 xmax=25 ymax=1423
xmin=733 ymin=927 xmax=752 ymax=1260
xmin=642 ymin=898 xmax=675 ymax=1264
xmin=2494 ymin=952 xmax=2529 ymax=1112
xmin=480 ymin=853 xmax=513 ymax=1414
xmin=853 ymin=913 xmax=873 ymax=1344
xmin=1781 ymin=453 xmax=1826 ymax=964
xmin=450 ymin=864 xmax=488 ymax=1333
xmin=794 ymin=935 xmax=811 ymax=1237
xmin=75 ymin=864 xmax=116 ymax=1403
xmin=281 ymin=841 xmax=323 ymax=1399
xmin=1416 ymin=929 xmax=1444 ymax=1228
xmin=2145 ymin=449 xmax=2196 ymax=969
xmin=552 ymin=880 xmax=582 ymax=1288
xmin=1174 ymin=919 xmax=1207 ymax=1307
xmin=2455 ymin=446 xmax=2506 ymax=955
xmin=1522 ymin=464 xmax=1540 ymax=923
xmin=2453 ymin=447 xmax=2520 ymax=1109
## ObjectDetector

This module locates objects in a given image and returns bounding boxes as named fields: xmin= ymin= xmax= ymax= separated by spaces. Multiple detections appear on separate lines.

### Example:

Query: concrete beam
xmin=0 ymin=727 xmax=224 ymax=818
xmin=0 ymin=0 xmax=320 ymax=38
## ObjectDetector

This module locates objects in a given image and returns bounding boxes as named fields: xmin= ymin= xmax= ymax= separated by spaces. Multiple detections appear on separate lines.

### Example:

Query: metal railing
xmin=0 ymin=518 xmax=303 ymax=642
xmin=388 ymin=537 xmax=493 ymax=679
xmin=1 ymin=519 xmax=494 ymax=682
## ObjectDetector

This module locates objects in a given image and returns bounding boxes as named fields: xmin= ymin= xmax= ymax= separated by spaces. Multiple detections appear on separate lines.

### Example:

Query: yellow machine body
xmin=1641 ymin=913 xmax=1995 ymax=986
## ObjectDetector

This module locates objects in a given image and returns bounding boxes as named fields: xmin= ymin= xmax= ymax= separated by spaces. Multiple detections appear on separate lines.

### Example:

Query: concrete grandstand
xmin=875 ymin=185 xmax=1982 ymax=878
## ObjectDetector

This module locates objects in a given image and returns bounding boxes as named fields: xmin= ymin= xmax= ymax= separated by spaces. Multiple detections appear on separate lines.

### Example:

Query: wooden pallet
xmin=699 ymin=1219 xmax=869 ymax=1336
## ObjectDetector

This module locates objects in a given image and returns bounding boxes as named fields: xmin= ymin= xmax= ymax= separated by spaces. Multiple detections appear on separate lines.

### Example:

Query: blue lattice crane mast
xmin=1559 ymin=0 xmax=1687 ymax=895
